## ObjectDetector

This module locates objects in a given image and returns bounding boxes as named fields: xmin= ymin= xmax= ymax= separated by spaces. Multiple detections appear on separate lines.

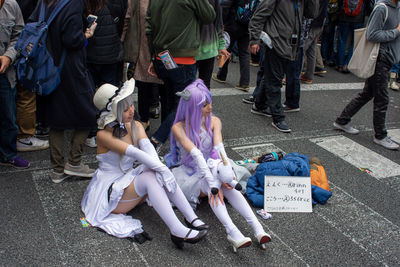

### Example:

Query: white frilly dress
xmin=81 ymin=150 xmax=145 ymax=238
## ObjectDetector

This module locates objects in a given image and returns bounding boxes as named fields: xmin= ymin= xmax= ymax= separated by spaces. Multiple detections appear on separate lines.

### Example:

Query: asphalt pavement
xmin=1 ymin=60 xmax=399 ymax=266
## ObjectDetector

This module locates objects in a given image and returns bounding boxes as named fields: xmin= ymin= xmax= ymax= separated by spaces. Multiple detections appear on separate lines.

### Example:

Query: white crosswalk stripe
xmin=388 ymin=129 xmax=400 ymax=143
xmin=310 ymin=135 xmax=400 ymax=179
xmin=230 ymin=135 xmax=400 ymax=266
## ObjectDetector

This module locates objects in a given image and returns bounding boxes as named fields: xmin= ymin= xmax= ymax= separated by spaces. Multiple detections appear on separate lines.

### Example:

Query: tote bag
xmin=348 ymin=3 xmax=388 ymax=79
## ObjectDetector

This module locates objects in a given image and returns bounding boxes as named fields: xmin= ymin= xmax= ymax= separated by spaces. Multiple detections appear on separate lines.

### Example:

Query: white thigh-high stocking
xmin=209 ymin=196 xmax=244 ymax=242
xmin=222 ymin=187 xmax=265 ymax=237
xmin=134 ymin=171 xmax=198 ymax=238
xmin=165 ymin=186 xmax=205 ymax=228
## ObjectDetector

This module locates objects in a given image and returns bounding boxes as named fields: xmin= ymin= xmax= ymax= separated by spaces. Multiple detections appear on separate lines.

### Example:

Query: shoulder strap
xmin=375 ymin=2 xmax=388 ymax=23
xmin=47 ymin=0 xmax=71 ymax=25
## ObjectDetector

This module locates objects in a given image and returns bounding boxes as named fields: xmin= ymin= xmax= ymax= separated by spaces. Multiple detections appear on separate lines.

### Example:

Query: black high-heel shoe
xmin=170 ymin=229 xmax=208 ymax=249
xmin=184 ymin=217 xmax=209 ymax=231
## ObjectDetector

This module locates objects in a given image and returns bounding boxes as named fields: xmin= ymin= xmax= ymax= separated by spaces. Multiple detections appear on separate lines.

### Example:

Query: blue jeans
xmin=391 ymin=62 xmax=400 ymax=73
xmin=337 ymin=22 xmax=363 ymax=68
xmin=0 ymin=74 xmax=17 ymax=162
xmin=152 ymin=60 xmax=196 ymax=143
xmin=285 ymin=48 xmax=303 ymax=109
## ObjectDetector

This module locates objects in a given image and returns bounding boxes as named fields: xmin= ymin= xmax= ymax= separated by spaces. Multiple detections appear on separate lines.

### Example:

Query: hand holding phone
xmin=87 ymin=15 xmax=97 ymax=29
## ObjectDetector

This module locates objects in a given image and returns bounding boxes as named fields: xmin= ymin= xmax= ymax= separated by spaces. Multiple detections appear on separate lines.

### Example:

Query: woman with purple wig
xmin=165 ymin=79 xmax=271 ymax=253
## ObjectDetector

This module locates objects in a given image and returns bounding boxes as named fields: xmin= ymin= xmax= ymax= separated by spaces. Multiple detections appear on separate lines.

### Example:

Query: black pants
xmin=197 ymin=57 xmax=215 ymax=89
xmin=255 ymin=47 xmax=289 ymax=123
xmin=217 ymin=28 xmax=250 ymax=86
xmin=336 ymin=56 xmax=390 ymax=139
xmin=136 ymin=80 xmax=161 ymax=122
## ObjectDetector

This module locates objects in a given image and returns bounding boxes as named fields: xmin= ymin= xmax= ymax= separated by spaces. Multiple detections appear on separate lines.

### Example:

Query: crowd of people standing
xmin=0 ymin=0 xmax=399 ymax=251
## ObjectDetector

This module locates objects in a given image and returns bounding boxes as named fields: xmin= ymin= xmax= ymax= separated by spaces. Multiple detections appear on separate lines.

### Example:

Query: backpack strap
xmin=47 ymin=0 xmax=71 ymax=25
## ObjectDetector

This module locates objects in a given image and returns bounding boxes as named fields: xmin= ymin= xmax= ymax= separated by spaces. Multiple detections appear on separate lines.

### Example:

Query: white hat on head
xmin=94 ymin=78 xmax=135 ymax=129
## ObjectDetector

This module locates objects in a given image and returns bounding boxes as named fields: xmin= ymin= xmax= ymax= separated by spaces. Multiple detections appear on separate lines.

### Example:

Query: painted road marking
xmin=31 ymin=170 xmax=149 ymax=266
xmin=231 ymin=143 xmax=283 ymax=159
xmin=132 ymin=82 xmax=364 ymax=99
xmin=388 ymin=129 xmax=400 ymax=143
xmin=317 ymin=182 xmax=400 ymax=266
xmin=232 ymin=143 xmax=399 ymax=266
xmin=310 ymin=135 xmax=400 ymax=179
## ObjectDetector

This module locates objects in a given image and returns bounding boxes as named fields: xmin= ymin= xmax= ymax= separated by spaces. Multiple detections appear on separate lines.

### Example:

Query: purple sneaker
xmin=0 ymin=156 xmax=30 ymax=169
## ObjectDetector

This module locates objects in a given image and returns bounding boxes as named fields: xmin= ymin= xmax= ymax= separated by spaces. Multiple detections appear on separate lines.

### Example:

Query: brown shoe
xmin=235 ymin=84 xmax=250 ymax=92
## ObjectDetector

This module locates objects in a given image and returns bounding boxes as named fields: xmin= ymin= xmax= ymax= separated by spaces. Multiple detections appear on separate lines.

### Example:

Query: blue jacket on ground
xmin=246 ymin=153 xmax=332 ymax=207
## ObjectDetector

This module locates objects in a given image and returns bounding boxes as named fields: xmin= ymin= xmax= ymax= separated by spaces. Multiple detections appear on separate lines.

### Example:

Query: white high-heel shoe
xmin=256 ymin=233 xmax=271 ymax=250
xmin=227 ymin=235 xmax=252 ymax=253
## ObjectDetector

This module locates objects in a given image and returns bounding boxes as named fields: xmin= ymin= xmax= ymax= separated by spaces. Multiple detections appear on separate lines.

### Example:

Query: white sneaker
xmin=17 ymin=136 xmax=49 ymax=152
xmin=85 ymin=136 xmax=97 ymax=148
xmin=333 ymin=122 xmax=360 ymax=134
xmin=373 ymin=136 xmax=399 ymax=150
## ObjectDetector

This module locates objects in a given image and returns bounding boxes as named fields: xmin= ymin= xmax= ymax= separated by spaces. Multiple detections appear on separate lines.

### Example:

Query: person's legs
xmin=237 ymin=31 xmax=250 ymax=86
xmin=255 ymin=48 xmax=287 ymax=123
xmin=165 ymin=186 xmax=204 ymax=228
xmin=285 ymin=48 xmax=303 ymax=109
xmin=16 ymin=83 xmax=36 ymax=139
xmin=0 ymin=75 xmax=18 ymax=162
xmin=217 ymin=31 xmax=237 ymax=81
xmin=208 ymin=197 xmax=245 ymax=242
xmin=69 ymin=129 xmax=90 ymax=165
xmin=134 ymin=171 xmax=199 ymax=238
xmin=337 ymin=22 xmax=350 ymax=69
xmin=344 ymin=22 xmax=364 ymax=67
xmin=371 ymin=58 xmax=391 ymax=140
xmin=335 ymin=79 xmax=374 ymax=126
xmin=303 ymin=28 xmax=322 ymax=81
xmin=222 ymin=187 xmax=266 ymax=237
xmin=197 ymin=57 xmax=215 ymax=89
xmin=136 ymin=80 xmax=153 ymax=123
xmin=152 ymin=61 xmax=196 ymax=144
xmin=49 ymin=129 xmax=65 ymax=173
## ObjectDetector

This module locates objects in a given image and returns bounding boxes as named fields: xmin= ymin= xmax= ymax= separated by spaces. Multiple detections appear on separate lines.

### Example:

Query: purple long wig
xmin=165 ymin=79 xmax=214 ymax=170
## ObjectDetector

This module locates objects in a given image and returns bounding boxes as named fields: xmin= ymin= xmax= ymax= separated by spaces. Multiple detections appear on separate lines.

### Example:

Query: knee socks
xmin=222 ymin=187 xmax=265 ymax=237
xmin=209 ymin=197 xmax=245 ymax=242
xmin=165 ymin=186 xmax=205 ymax=228
xmin=134 ymin=171 xmax=198 ymax=238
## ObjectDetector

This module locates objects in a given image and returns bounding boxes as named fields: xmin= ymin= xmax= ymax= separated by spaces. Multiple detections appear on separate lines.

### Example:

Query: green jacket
xmin=146 ymin=0 xmax=216 ymax=58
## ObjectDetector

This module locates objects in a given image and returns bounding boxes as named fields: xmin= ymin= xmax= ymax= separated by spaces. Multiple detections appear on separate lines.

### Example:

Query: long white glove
xmin=126 ymin=145 xmax=176 ymax=192
xmin=190 ymin=147 xmax=219 ymax=194
xmin=139 ymin=138 xmax=159 ymax=160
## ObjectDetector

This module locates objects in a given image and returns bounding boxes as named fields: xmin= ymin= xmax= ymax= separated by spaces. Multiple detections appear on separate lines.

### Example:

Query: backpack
xmin=14 ymin=0 xmax=70 ymax=95
xmin=343 ymin=0 xmax=363 ymax=16
xmin=235 ymin=0 xmax=260 ymax=24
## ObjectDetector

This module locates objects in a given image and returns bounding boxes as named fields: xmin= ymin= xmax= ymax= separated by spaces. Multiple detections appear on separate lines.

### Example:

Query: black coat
xmin=86 ymin=0 xmax=127 ymax=64
xmin=16 ymin=0 xmax=39 ymax=21
xmin=29 ymin=0 xmax=97 ymax=130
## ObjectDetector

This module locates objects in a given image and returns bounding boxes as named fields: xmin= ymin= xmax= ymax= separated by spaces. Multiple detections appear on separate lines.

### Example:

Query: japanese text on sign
xmin=264 ymin=176 xmax=312 ymax=213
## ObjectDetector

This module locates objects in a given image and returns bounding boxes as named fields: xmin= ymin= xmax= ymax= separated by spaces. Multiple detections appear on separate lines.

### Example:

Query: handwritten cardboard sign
xmin=264 ymin=176 xmax=312 ymax=213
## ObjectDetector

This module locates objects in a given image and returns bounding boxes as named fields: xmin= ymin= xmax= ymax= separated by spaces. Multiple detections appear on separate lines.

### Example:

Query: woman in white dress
xmin=81 ymin=79 xmax=208 ymax=248
xmin=165 ymin=79 xmax=271 ymax=252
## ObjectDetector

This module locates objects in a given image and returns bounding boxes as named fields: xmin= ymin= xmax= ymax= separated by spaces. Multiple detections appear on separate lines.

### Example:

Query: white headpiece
xmin=93 ymin=79 xmax=135 ymax=129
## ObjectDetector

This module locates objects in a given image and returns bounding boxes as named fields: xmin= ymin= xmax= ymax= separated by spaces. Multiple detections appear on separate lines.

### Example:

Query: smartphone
xmin=87 ymin=15 xmax=98 ymax=28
